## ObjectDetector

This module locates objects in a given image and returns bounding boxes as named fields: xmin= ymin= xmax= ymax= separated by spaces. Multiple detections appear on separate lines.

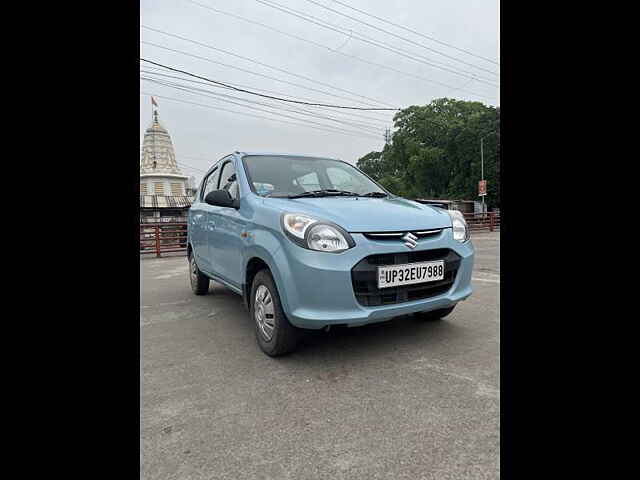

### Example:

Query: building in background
xmin=140 ymin=110 xmax=192 ymax=223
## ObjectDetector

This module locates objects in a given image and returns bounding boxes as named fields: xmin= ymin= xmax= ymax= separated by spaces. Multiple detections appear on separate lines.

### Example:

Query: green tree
xmin=356 ymin=150 xmax=384 ymax=180
xmin=356 ymin=98 xmax=500 ymax=209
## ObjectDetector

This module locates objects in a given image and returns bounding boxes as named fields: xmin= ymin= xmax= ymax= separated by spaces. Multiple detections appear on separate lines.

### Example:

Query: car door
xmin=191 ymin=164 xmax=220 ymax=273
xmin=208 ymin=158 xmax=245 ymax=288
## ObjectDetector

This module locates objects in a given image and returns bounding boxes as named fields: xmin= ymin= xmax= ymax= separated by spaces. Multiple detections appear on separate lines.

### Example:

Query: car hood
xmin=264 ymin=196 xmax=452 ymax=232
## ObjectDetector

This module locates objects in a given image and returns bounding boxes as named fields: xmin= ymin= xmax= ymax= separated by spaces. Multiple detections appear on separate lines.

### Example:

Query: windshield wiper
xmin=287 ymin=189 xmax=359 ymax=199
xmin=361 ymin=191 xmax=388 ymax=198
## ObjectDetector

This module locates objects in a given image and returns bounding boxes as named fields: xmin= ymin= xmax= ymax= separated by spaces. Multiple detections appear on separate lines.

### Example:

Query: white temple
xmin=140 ymin=110 xmax=193 ymax=222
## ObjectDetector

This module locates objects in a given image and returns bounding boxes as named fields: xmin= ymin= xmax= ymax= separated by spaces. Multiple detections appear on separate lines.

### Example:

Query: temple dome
xmin=140 ymin=111 xmax=182 ymax=175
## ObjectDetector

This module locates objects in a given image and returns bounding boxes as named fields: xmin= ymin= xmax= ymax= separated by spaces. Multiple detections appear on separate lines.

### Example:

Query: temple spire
xmin=140 ymin=110 xmax=181 ymax=175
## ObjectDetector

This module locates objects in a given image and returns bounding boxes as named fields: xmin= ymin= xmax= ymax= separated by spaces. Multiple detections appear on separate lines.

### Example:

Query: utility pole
xmin=479 ymin=131 xmax=496 ymax=215
xmin=481 ymin=137 xmax=485 ymax=215
xmin=381 ymin=127 xmax=391 ymax=166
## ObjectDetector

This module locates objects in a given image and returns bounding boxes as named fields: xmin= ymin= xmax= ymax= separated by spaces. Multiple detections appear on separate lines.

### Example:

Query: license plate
xmin=377 ymin=260 xmax=445 ymax=289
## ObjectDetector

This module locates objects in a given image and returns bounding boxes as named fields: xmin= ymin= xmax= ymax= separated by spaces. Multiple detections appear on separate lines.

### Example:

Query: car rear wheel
xmin=250 ymin=269 xmax=298 ymax=356
xmin=189 ymin=252 xmax=210 ymax=295
xmin=415 ymin=305 xmax=455 ymax=321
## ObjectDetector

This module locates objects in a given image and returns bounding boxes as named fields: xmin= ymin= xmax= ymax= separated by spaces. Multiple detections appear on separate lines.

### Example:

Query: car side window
xmin=218 ymin=161 xmax=238 ymax=200
xmin=201 ymin=165 xmax=220 ymax=201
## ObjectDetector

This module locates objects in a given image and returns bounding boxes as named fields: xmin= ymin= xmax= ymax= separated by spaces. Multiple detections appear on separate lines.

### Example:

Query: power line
xmin=176 ymin=155 xmax=219 ymax=171
xmin=174 ymin=157 xmax=215 ymax=176
xmin=254 ymin=0 xmax=494 ymax=85
xmin=142 ymin=28 xmax=494 ymax=108
xmin=145 ymin=90 xmax=381 ymax=140
xmin=139 ymin=66 xmax=470 ymax=142
xmin=327 ymin=0 xmax=500 ymax=66
xmin=143 ymin=77 xmax=382 ymax=138
xmin=140 ymin=92 xmax=382 ymax=141
xmin=179 ymin=154 xmax=216 ymax=163
xmin=141 ymin=76 xmax=385 ymax=135
xmin=140 ymin=40 xmax=396 ymax=114
xmin=179 ymin=165 xmax=207 ymax=175
xmin=140 ymin=156 xmax=207 ymax=174
xmin=140 ymin=65 xmax=391 ymax=122
xmin=175 ymin=161 xmax=208 ymax=173
xmin=141 ymin=26 xmax=398 ymax=108
xmin=299 ymin=0 xmax=499 ymax=78
xmin=141 ymin=58 xmax=398 ymax=111
xmin=252 ymin=0 xmax=498 ymax=94
xmin=140 ymin=69 xmax=391 ymax=126
xmin=142 ymin=76 xmax=385 ymax=133
xmin=184 ymin=0 xmax=497 ymax=85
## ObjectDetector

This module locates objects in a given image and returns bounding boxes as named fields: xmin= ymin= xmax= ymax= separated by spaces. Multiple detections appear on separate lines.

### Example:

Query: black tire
xmin=250 ymin=269 xmax=299 ymax=356
xmin=415 ymin=305 xmax=456 ymax=321
xmin=189 ymin=252 xmax=210 ymax=295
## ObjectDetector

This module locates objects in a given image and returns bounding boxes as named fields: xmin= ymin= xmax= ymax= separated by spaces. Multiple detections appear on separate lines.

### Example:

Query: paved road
xmin=141 ymin=232 xmax=499 ymax=479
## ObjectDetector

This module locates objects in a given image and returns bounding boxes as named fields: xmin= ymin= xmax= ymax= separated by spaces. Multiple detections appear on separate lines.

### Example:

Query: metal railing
xmin=140 ymin=223 xmax=188 ymax=257
xmin=140 ymin=216 xmax=188 ymax=224
xmin=139 ymin=213 xmax=499 ymax=258
xmin=464 ymin=211 xmax=500 ymax=232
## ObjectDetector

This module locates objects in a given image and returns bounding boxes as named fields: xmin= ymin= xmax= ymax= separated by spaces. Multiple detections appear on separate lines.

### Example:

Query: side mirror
xmin=205 ymin=189 xmax=237 ymax=208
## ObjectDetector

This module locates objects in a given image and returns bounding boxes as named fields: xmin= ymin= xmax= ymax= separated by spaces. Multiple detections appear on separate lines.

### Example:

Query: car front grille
xmin=351 ymin=248 xmax=461 ymax=307
xmin=362 ymin=228 xmax=444 ymax=241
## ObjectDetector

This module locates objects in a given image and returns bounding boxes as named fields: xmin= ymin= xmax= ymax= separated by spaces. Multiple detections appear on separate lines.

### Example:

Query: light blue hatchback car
xmin=188 ymin=152 xmax=474 ymax=356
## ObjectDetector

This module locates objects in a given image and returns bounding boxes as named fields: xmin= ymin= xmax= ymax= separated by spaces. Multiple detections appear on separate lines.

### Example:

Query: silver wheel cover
xmin=254 ymin=285 xmax=275 ymax=341
xmin=190 ymin=256 xmax=198 ymax=286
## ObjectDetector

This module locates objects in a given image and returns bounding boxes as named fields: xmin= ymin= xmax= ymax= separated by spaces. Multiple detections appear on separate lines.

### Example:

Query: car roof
xmin=234 ymin=151 xmax=341 ymax=162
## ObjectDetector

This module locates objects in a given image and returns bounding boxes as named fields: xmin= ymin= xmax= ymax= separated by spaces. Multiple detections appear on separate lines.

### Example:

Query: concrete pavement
xmin=141 ymin=232 xmax=500 ymax=479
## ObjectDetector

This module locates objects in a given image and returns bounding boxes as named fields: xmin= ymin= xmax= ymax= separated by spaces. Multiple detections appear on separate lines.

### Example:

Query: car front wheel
xmin=250 ymin=269 xmax=298 ymax=356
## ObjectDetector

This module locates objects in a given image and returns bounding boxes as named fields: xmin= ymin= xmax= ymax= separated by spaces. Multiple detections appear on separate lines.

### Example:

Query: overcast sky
xmin=140 ymin=0 xmax=499 ymax=184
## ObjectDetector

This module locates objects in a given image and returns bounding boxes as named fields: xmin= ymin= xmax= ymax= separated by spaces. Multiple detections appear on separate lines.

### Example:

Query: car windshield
xmin=242 ymin=155 xmax=388 ymax=198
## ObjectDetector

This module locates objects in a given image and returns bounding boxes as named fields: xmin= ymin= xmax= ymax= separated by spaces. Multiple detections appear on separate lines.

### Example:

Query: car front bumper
xmin=272 ymin=227 xmax=474 ymax=329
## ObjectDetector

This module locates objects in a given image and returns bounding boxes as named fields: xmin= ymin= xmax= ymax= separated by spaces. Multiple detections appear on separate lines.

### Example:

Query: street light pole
xmin=481 ymin=137 xmax=485 ymax=215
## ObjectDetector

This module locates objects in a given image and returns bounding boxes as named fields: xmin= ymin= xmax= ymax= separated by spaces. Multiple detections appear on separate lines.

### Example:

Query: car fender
xmin=241 ymin=229 xmax=296 ymax=314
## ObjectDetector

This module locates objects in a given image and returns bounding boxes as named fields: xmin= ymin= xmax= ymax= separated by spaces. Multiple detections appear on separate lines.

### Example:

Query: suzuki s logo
xmin=402 ymin=232 xmax=418 ymax=249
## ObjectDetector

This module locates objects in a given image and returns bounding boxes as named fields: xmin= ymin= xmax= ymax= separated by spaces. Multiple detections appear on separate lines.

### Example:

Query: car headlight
xmin=447 ymin=209 xmax=470 ymax=243
xmin=282 ymin=213 xmax=317 ymax=239
xmin=282 ymin=213 xmax=354 ymax=253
